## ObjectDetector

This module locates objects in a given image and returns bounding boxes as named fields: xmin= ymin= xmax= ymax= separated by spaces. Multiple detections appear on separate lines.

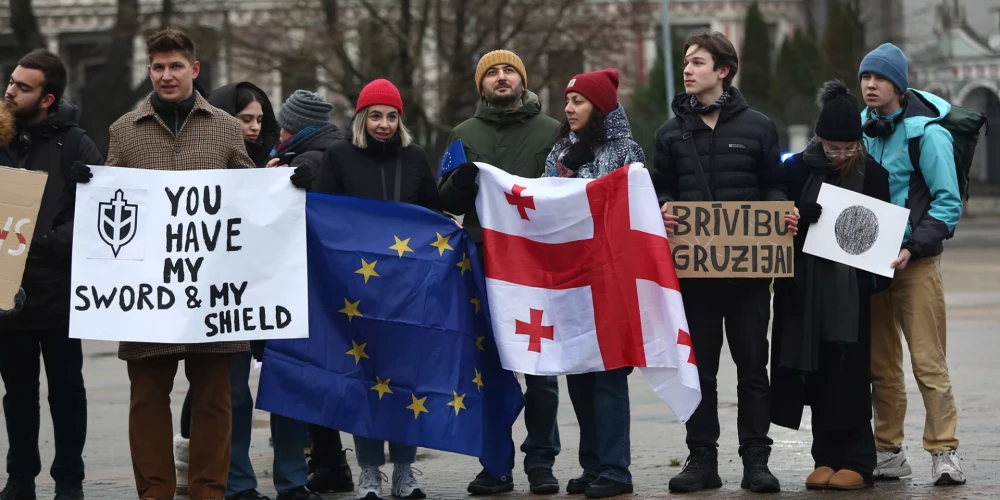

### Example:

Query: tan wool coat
xmin=107 ymin=92 xmax=255 ymax=361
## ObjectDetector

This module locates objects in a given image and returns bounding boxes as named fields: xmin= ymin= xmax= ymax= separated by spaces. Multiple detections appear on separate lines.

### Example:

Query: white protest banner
xmin=70 ymin=166 xmax=308 ymax=343
xmin=802 ymin=183 xmax=910 ymax=278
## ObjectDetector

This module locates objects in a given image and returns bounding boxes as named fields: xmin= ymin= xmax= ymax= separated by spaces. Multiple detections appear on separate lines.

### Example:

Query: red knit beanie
xmin=564 ymin=68 xmax=619 ymax=115
xmin=356 ymin=79 xmax=404 ymax=114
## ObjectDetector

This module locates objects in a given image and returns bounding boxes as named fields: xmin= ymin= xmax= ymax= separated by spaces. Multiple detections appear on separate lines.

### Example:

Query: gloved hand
xmin=0 ymin=288 xmax=25 ymax=319
xmin=290 ymin=164 xmax=314 ymax=190
xmin=452 ymin=162 xmax=479 ymax=190
xmin=560 ymin=142 xmax=595 ymax=171
xmin=68 ymin=161 xmax=92 ymax=184
xmin=799 ymin=202 xmax=822 ymax=225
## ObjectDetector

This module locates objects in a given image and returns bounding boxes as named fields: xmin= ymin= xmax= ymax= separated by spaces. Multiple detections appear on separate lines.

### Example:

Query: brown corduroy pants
xmin=127 ymin=354 xmax=233 ymax=500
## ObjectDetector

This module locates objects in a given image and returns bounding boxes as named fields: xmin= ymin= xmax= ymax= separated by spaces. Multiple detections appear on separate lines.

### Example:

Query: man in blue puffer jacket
xmin=857 ymin=42 xmax=965 ymax=487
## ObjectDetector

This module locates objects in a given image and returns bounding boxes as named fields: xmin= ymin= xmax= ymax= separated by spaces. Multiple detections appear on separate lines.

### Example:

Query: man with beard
xmin=437 ymin=50 xmax=562 ymax=496
xmin=0 ymin=48 xmax=104 ymax=500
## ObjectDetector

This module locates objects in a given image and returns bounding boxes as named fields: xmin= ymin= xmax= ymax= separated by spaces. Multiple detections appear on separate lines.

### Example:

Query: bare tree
xmin=9 ymin=0 xmax=45 ymax=54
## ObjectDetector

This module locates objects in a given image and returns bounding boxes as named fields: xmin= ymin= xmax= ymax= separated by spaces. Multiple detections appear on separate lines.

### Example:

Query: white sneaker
xmin=391 ymin=463 xmax=426 ymax=498
xmin=932 ymin=449 xmax=966 ymax=485
xmin=873 ymin=448 xmax=912 ymax=479
xmin=173 ymin=433 xmax=189 ymax=494
xmin=357 ymin=465 xmax=385 ymax=499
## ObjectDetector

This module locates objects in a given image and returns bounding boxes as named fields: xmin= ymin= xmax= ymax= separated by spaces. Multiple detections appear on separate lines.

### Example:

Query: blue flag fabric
xmin=256 ymin=192 xmax=524 ymax=479
xmin=437 ymin=139 xmax=467 ymax=178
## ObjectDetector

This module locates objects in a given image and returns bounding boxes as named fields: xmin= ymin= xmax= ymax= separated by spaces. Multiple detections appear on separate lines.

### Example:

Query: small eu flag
xmin=256 ymin=192 xmax=524 ymax=479
xmin=437 ymin=139 xmax=467 ymax=179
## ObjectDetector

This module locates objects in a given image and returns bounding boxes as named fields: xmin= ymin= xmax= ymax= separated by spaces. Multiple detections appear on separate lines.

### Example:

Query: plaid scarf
xmin=688 ymin=90 xmax=730 ymax=115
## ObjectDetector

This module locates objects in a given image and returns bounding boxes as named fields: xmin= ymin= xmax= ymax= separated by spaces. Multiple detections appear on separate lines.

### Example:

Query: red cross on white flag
xmin=475 ymin=162 xmax=702 ymax=422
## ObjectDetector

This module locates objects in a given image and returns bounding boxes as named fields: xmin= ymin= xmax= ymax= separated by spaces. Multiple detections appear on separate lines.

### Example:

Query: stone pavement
xmin=3 ymin=219 xmax=999 ymax=499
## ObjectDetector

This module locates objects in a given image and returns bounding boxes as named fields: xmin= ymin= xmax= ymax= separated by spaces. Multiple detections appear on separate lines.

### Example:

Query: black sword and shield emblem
xmin=98 ymin=189 xmax=139 ymax=257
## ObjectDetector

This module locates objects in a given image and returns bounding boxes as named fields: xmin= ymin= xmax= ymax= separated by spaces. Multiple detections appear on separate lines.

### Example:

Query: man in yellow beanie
xmin=438 ymin=49 xmax=562 ymax=496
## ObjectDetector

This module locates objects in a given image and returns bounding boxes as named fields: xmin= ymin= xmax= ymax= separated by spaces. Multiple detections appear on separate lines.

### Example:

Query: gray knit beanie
xmin=277 ymin=90 xmax=334 ymax=134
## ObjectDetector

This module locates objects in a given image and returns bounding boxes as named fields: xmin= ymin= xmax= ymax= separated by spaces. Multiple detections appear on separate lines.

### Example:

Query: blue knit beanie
xmin=858 ymin=43 xmax=908 ymax=93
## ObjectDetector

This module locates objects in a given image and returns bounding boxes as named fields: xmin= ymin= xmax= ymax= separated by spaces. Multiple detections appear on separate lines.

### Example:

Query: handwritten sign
xmin=0 ymin=166 xmax=48 ymax=309
xmin=667 ymin=201 xmax=795 ymax=278
xmin=69 ymin=166 xmax=308 ymax=343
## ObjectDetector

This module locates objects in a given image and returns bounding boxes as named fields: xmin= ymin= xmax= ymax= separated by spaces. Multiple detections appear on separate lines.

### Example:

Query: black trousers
xmin=0 ymin=328 xmax=87 ymax=491
xmin=681 ymin=279 xmax=773 ymax=449
xmin=812 ymin=421 xmax=875 ymax=484
xmin=307 ymin=425 xmax=346 ymax=470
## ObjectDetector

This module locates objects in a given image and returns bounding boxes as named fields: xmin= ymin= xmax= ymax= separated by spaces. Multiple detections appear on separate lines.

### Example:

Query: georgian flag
xmin=475 ymin=163 xmax=702 ymax=422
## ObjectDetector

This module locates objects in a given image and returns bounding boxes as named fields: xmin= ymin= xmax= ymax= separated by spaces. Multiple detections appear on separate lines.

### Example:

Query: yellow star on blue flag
xmin=257 ymin=192 xmax=525 ymax=481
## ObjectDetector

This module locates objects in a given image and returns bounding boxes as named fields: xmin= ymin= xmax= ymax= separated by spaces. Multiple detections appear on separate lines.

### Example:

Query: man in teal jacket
xmin=858 ymin=42 xmax=965 ymax=487
xmin=438 ymin=50 xmax=564 ymax=496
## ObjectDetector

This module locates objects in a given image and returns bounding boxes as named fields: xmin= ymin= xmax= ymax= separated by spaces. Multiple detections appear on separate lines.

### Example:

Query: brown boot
xmin=805 ymin=466 xmax=835 ymax=489
xmin=828 ymin=469 xmax=869 ymax=490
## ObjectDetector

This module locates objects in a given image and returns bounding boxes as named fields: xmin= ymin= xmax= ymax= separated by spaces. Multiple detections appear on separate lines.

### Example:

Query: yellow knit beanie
xmin=475 ymin=50 xmax=527 ymax=94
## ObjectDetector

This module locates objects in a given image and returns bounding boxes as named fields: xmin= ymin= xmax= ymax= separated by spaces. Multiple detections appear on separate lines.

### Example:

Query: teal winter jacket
xmin=861 ymin=89 xmax=962 ymax=259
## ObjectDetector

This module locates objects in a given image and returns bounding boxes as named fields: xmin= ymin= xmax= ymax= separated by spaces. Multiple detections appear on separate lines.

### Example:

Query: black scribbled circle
xmin=835 ymin=206 xmax=879 ymax=255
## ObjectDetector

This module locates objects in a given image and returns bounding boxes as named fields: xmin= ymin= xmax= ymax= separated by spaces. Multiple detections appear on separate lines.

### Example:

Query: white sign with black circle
xmin=802 ymin=183 xmax=910 ymax=278
xmin=70 ymin=165 xmax=308 ymax=343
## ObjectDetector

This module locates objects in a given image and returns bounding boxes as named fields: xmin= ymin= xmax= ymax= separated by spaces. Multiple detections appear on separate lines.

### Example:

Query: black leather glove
xmin=290 ymin=164 xmax=314 ymax=190
xmin=799 ymin=202 xmax=822 ymax=225
xmin=452 ymin=162 xmax=479 ymax=191
xmin=0 ymin=288 xmax=25 ymax=319
xmin=560 ymin=141 xmax=595 ymax=171
xmin=68 ymin=161 xmax=92 ymax=183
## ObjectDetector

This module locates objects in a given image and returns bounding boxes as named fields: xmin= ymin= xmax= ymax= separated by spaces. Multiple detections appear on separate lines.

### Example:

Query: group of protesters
xmin=0 ymin=22 xmax=965 ymax=500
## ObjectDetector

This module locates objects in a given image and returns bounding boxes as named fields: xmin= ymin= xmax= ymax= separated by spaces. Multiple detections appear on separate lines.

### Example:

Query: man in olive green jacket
xmin=438 ymin=50 xmax=563 ymax=496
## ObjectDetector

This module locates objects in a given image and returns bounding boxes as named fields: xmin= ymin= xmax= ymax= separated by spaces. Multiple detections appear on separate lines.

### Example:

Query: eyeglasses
xmin=823 ymin=146 xmax=862 ymax=158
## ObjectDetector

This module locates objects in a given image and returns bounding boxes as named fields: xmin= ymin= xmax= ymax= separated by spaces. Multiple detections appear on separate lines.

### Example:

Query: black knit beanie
xmin=814 ymin=80 xmax=862 ymax=142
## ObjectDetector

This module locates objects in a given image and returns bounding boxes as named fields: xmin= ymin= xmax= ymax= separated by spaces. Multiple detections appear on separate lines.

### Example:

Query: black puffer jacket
xmin=3 ymin=101 xmax=104 ymax=331
xmin=207 ymin=81 xmax=279 ymax=167
xmin=313 ymin=130 xmax=439 ymax=209
xmin=651 ymin=87 xmax=787 ymax=203
xmin=276 ymin=124 xmax=343 ymax=174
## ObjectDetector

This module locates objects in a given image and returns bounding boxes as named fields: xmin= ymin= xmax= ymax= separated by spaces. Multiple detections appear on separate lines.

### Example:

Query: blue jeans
xmin=566 ymin=368 xmax=631 ymax=483
xmin=520 ymin=375 xmax=561 ymax=473
xmin=354 ymin=436 xmax=417 ymax=467
xmin=227 ymin=353 xmax=310 ymax=495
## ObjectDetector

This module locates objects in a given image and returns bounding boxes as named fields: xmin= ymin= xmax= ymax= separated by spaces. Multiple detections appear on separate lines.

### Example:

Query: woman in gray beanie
xmin=266 ymin=90 xmax=343 ymax=188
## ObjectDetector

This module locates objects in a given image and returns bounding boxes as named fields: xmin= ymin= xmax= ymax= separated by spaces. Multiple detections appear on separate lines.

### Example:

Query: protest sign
xmin=70 ymin=166 xmax=308 ymax=343
xmin=665 ymin=201 xmax=795 ymax=278
xmin=0 ymin=166 xmax=48 ymax=309
xmin=803 ymin=183 xmax=909 ymax=278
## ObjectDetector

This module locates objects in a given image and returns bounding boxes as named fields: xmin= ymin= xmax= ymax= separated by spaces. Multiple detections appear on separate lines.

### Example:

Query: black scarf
xmin=688 ymin=90 xmax=730 ymax=115
xmin=779 ymin=142 xmax=864 ymax=372
xmin=151 ymin=92 xmax=197 ymax=136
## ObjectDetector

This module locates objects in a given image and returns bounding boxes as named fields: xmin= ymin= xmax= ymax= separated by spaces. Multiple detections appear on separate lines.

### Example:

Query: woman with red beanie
xmin=544 ymin=68 xmax=644 ymax=180
xmin=312 ymin=78 xmax=437 ymax=500
xmin=543 ymin=68 xmax=642 ymax=499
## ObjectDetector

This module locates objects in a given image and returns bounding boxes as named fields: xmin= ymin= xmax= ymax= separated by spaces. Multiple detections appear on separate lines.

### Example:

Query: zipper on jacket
xmin=708 ymin=131 xmax=715 ymax=193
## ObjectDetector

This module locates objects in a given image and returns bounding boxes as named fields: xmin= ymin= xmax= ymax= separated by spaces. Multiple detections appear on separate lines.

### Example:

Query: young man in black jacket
xmin=1 ymin=48 xmax=104 ymax=500
xmin=650 ymin=30 xmax=795 ymax=494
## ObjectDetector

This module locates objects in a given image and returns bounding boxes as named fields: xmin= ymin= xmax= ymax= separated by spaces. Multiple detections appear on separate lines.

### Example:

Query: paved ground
xmin=3 ymin=218 xmax=999 ymax=499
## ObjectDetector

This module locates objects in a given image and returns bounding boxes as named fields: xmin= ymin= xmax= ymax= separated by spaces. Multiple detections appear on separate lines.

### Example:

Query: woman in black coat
xmin=206 ymin=81 xmax=280 ymax=167
xmin=770 ymin=81 xmax=891 ymax=491
xmin=312 ymin=79 xmax=438 ymax=210
xmin=311 ymin=79 xmax=437 ymax=500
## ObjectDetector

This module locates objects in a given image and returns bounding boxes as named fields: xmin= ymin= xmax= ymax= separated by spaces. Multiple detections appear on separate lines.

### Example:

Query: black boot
xmin=306 ymin=449 xmax=354 ymax=493
xmin=467 ymin=469 xmax=514 ymax=495
xmin=668 ymin=447 xmax=723 ymax=493
xmin=566 ymin=473 xmax=598 ymax=495
xmin=0 ymin=483 xmax=35 ymax=500
xmin=740 ymin=446 xmax=781 ymax=493
xmin=527 ymin=468 xmax=559 ymax=494
xmin=584 ymin=477 xmax=633 ymax=499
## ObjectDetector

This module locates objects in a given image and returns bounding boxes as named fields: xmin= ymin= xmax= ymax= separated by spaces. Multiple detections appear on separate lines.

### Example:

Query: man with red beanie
xmin=438 ymin=49 xmax=563 ymax=496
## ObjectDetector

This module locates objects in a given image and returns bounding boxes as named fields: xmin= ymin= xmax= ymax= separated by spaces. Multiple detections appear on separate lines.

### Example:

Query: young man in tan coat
xmin=70 ymin=28 xmax=311 ymax=500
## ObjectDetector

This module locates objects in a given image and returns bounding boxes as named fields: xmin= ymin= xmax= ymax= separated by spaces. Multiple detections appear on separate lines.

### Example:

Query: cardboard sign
xmin=0 ymin=166 xmax=48 ymax=309
xmin=803 ymin=183 xmax=910 ymax=278
xmin=666 ymin=201 xmax=795 ymax=278
xmin=70 ymin=166 xmax=308 ymax=343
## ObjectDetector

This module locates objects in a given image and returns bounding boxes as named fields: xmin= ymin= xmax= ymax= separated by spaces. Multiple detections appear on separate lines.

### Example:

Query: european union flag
xmin=256 ymin=192 xmax=524 ymax=479
xmin=437 ymin=139 xmax=467 ymax=178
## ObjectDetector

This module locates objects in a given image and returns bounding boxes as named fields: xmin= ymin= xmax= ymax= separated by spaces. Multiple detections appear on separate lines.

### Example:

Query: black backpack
xmin=908 ymin=104 xmax=988 ymax=202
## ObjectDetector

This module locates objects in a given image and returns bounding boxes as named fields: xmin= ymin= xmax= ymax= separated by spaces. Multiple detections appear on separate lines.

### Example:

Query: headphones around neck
xmin=863 ymin=107 xmax=904 ymax=138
